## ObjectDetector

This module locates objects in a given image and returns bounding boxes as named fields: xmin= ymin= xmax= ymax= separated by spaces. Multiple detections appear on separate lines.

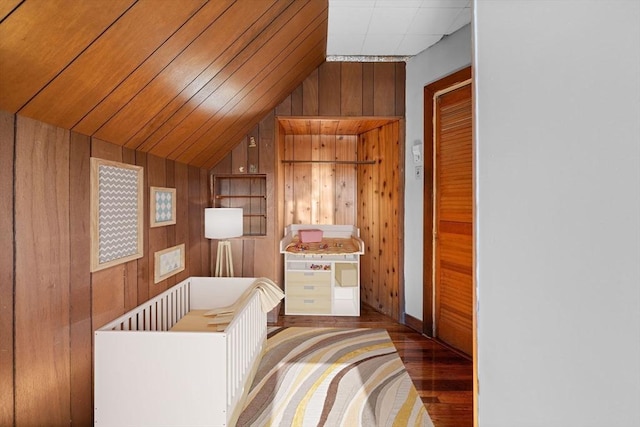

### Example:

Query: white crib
xmin=94 ymin=277 xmax=267 ymax=427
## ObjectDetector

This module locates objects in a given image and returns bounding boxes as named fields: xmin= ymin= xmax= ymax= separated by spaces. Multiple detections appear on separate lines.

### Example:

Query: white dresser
xmin=280 ymin=225 xmax=364 ymax=316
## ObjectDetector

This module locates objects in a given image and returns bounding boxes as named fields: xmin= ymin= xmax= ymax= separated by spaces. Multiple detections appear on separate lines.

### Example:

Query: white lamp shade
xmin=204 ymin=208 xmax=243 ymax=239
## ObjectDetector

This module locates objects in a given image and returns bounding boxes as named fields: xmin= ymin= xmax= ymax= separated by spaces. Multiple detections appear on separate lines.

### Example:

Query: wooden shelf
xmin=215 ymin=195 xmax=266 ymax=199
xmin=213 ymin=174 xmax=267 ymax=236
xmin=280 ymin=159 xmax=376 ymax=165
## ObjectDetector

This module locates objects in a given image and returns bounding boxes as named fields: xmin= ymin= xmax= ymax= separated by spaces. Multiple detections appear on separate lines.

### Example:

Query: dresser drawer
xmin=286 ymin=296 xmax=331 ymax=314
xmin=287 ymin=282 xmax=331 ymax=298
xmin=286 ymin=271 xmax=331 ymax=285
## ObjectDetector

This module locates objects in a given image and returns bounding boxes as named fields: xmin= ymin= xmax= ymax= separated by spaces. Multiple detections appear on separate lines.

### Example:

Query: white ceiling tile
xmin=368 ymin=7 xmax=420 ymax=34
xmin=328 ymin=6 xmax=373 ymax=34
xmin=407 ymin=7 xmax=462 ymax=34
xmin=329 ymin=0 xmax=376 ymax=7
xmin=361 ymin=34 xmax=404 ymax=55
xmin=447 ymin=7 xmax=472 ymax=34
xmin=397 ymin=34 xmax=443 ymax=55
xmin=327 ymin=34 xmax=366 ymax=56
xmin=376 ymin=0 xmax=423 ymax=7
xmin=420 ymin=0 xmax=470 ymax=7
xmin=327 ymin=0 xmax=472 ymax=57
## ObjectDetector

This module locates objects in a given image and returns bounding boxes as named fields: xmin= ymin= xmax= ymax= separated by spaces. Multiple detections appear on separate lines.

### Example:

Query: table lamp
xmin=204 ymin=208 xmax=243 ymax=277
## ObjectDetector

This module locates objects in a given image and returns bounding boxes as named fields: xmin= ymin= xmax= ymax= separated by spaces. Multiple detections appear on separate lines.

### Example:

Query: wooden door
xmin=433 ymin=83 xmax=473 ymax=355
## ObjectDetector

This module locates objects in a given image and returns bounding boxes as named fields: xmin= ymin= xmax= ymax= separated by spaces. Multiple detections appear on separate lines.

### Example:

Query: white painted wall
xmin=474 ymin=1 xmax=640 ymax=425
xmin=404 ymin=25 xmax=471 ymax=320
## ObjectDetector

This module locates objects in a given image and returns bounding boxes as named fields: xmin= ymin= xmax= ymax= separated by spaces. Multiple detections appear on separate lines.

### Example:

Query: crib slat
xmin=96 ymin=279 xmax=267 ymax=426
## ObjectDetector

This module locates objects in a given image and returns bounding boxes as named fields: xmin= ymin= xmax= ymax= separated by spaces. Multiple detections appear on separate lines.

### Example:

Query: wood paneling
xmin=319 ymin=62 xmax=341 ymax=115
xmin=0 ymin=0 xmax=134 ymax=111
xmin=0 ymin=1 xmax=328 ymax=169
xmin=373 ymin=62 xmax=397 ymax=116
xmin=135 ymin=152 xmax=151 ymax=304
xmin=271 ymin=61 xmax=405 ymax=319
xmin=278 ymin=117 xmax=398 ymax=135
xmin=184 ymin=13 xmax=328 ymax=167
xmin=0 ymin=0 xmax=21 ymax=21
xmin=341 ymin=63 xmax=364 ymax=116
xmin=205 ymin=60 xmax=405 ymax=316
xmin=68 ymin=131 xmax=92 ymax=426
xmin=14 ymin=116 xmax=71 ymax=426
xmin=2 ymin=112 xmax=211 ymax=425
xmin=335 ymin=135 xmax=358 ymax=225
xmin=0 ymin=110 xmax=15 ymax=427
xmin=174 ymin=162 xmax=191 ymax=283
xmin=21 ymin=1 xmax=207 ymax=130
xmin=303 ymin=69 xmax=320 ymax=116
xmin=357 ymin=122 xmax=402 ymax=318
xmin=148 ymin=155 xmax=169 ymax=296
xmin=74 ymin=0 xmax=234 ymax=137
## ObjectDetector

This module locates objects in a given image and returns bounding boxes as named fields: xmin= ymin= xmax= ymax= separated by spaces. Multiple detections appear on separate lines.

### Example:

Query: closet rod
xmin=280 ymin=159 xmax=376 ymax=165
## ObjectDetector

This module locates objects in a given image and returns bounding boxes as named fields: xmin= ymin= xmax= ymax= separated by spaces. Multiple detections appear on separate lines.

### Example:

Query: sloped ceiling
xmin=0 ymin=0 xmax=328 ymax=168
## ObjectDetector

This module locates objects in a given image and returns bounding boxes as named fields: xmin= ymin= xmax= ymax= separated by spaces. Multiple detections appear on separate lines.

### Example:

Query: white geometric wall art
xmin=150 ymin=186 xmax=176 ymax=227
xmin=154 ymin=244 xmax=185 ymax=284
xmin=90 ymin=158 xmax=144 ymax=272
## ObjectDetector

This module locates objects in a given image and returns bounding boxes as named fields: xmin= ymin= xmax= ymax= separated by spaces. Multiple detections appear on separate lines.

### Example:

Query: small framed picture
xmin=154 ymin=243 xmax=185 ymax=284
xmin=150 ymin=186 xmax=176 ymax=227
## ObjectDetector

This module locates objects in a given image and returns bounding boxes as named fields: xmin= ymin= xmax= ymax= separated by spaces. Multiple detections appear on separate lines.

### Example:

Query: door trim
xmin=423 ymin=66 xmax=472 ymax=337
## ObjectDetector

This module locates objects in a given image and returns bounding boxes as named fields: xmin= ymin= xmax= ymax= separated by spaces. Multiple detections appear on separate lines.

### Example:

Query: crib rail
xmin=100 ymin=279 xmax=191 ymax=332
xmin=226 ymin=291 xmax=266 ymax=418
xmin=95 ymin=277 xmax=267 ymax=426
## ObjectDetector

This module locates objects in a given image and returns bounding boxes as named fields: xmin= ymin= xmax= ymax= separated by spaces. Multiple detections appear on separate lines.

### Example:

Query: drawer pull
xmin=304 ymin=272 xmax=314 ymax=276
xmin=303 ymin=299 xmax=314 ymax=304
xmin=303 ymin=285 xmax=315 ymax=290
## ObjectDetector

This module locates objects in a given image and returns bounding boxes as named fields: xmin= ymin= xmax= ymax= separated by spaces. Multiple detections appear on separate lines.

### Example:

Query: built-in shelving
xmin=212 ymin=174 xmax=267 ymax=236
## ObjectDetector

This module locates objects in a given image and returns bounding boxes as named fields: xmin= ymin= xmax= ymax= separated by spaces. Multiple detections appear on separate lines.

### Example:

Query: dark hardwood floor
xmin=274 ymin=304 xmax=474 ymax=427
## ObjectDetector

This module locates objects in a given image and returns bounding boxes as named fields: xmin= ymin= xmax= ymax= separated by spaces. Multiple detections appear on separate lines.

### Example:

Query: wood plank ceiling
xmin=0 ymin=0 xmax=328 ymax=168
xmin=278 ymin=117 xmax=399 ymax=135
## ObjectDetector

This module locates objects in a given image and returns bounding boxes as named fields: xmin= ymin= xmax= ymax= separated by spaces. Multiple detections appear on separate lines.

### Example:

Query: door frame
xmin=423 ymin=66 xmax=472 ymax=337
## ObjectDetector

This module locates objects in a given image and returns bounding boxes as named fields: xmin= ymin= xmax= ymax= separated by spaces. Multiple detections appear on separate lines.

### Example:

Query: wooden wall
xmin=277 ymin=61 xmax=405 ymax=318
xmin=282 ymin=134 xmax=358 ymax=226
xmin=274 ymin=61 xmax=405 ymax=117
xmin=209 ymin=61 xmax=405 ymax=316
xmin=0 ymin=111 xmax=210 ymax=426
xmin=358 ymin=122 xmax=403 ymax=319
xmin=210 ymin=110 xmax=279 ymax=282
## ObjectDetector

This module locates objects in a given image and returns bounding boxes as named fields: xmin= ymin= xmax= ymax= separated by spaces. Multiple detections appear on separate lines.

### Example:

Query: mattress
xmin=170 ymin=310 xmax=230 ymax=332
xmin=284 ymin=237 xmax=361 ymax=254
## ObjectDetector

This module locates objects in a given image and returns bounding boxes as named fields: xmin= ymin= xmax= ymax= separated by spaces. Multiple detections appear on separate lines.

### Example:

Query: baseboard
xmin=403 ymin=313 xmax=423 ymax=333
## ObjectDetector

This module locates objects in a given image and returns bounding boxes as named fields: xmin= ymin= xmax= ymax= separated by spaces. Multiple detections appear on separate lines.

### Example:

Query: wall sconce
xmin=248 ymin=136 xmax=257 ymax=148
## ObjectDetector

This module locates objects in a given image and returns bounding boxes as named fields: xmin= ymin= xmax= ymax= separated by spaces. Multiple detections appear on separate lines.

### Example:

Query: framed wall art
xmin=154 ymin=243 xmax=185 ymax=283
xmin=150 ymin=186 xmax=176 ymax=227
xmin=90 ymin=157 xmax=144 ymax=272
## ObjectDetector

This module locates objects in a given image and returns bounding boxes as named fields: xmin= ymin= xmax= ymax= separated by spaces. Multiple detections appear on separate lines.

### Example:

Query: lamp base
xmin=214 ymin=240 xmax=234 ymax=277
